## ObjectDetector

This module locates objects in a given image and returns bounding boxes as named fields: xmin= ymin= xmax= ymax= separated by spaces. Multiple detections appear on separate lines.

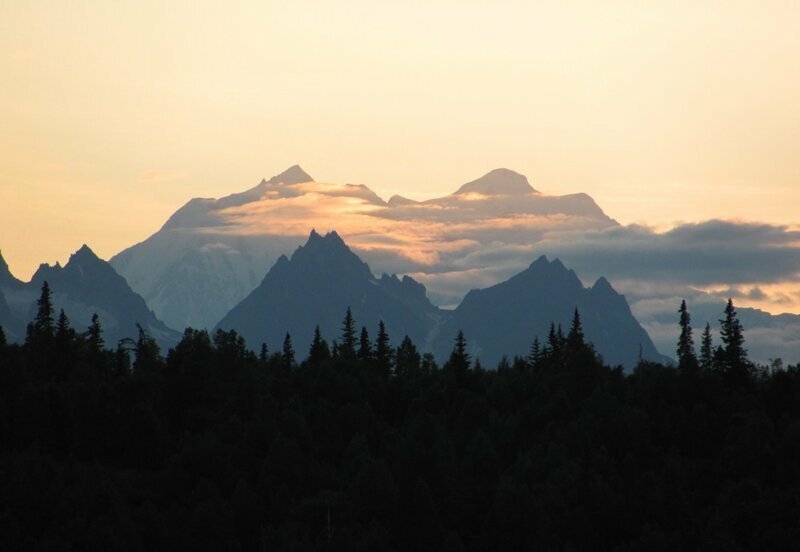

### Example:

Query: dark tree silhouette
xmin=700 ymin=323 xmax=713 ymax=372
xmin=340 ymin=307 xmax=357 ymax=359
xmin=720 ymin=298 xmax=748 ymax=380
xmin=528 ymin=337 xmax=541 ymax=368
xmin=55 ymin=309 xmax=74 ymax=344
xmin=87 ymin=313 xmax=104 ymax=353
xmin=282 ymin=332 xmax=295 ymax=367
xmin=259 ymin=343 xmax=269 ymax=362
xmin=27 ymin=280 xmax=54 ymax=343
xmin=133 ymin=324 xmax=161 ymax=377
xmin=375 ymin=320 xmax=392 ymax=375
xmin=358 ymin=326 xmax=373 ymax=361
xmin=567 ymin=308 xmax=586 ymax=351
xmin=395 ymin=335 xmax=420 ymax=377
xmin=677 ymin=300 xmax=697 ymax=372
xmin=3 ymin=301 xmax=800 ymax=550
xmin=308 ymin=325 xmax=330 ymax=363
xmin=447 ymin=330 xmax=471 ymax=383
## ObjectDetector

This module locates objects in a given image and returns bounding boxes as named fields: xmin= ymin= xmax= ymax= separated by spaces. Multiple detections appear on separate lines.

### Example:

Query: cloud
xmin=179 ymin=179 xmax=800 ymax=316
xmin=534 ymin=220 xmax=800 ymax=288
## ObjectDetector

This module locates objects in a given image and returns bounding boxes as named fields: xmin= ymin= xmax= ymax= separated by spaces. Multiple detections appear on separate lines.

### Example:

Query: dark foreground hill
xmin=0 ymin=316 xmax=798 ymax=550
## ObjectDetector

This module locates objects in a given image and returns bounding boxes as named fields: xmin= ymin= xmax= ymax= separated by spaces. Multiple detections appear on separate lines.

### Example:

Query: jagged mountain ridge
xmin=111 ymin=165 xmax=616 ymax=330
xmin=215 ymin=231 xmax=665 ymax=369
xmin=215 ymin=230 xmax=441 ymax=354
xmin=431 ymin=256 xmax=669 ymax=368
xmin=0 ymin=246 xmax=179 ymax=348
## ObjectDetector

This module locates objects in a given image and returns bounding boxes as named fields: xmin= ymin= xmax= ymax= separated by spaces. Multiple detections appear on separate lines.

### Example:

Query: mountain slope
xmin=0 ymin=245 xmax=179 ymax=348
xmin=431 ymin=256 xmax=668 ymax=369
xmin=215 ymin=230 xmax=441 ymax=353
xmin=111 ymin=165 xmax=616 ymax=330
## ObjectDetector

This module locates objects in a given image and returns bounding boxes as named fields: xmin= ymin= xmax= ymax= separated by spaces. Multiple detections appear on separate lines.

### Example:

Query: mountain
xmin=454 ymin=168 xmax=538 ymax=195
xmin=111 ymin=165 xmax=615 ymax=330
xmin=0 ymin=287 xmax=23 ymax=342
xmin=214 ymin=231 xmax=665 ymax=369
xmin=431 ymin=256 xmax=669 ymax=369
xmin=0 ymin=250 xmax=24 ymax=290
xmin=215 ymin=230 xmax=441 ymax=353
xmin=0 ymin=245 xmax=179 ymax=348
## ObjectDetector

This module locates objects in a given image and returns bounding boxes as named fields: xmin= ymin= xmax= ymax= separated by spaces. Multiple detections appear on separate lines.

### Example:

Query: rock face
xmin=0 ymin=246 xmax=179 ymax=348
xmin=214 ymin=230 xmax=441 ymax=354
xmin=110 ymin=166 xmax=616 ymax=331
xmin=430 ymin=256 xmax=669 ymax=369
xmin=215 ymin=232 xmax=665 ymax=370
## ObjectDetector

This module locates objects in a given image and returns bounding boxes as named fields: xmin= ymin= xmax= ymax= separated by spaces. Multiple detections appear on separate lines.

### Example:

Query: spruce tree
xmin=133 ymin=324 xmax=161 ymax=377
xmin=395 ymin=335 xmax=420 ymax=378
xmin=528 ymin=337 xmax=541 ymax=368
xmin=677 ymin=300 xmax=697 ymax=371
xmin=87 ymin=313 xmax=104 ymax=353
xmin=375 ymin=321 xmax=392 ymax=375
xmin=308 ymin=326 xmax=330 ymax=363
xmin=566 ymin=308 xmax=586 ymax=352
xmin=358 ymin=326 xmax=373 ymax=361
xmin=282 ymin=332 xmax=295 ymax=367
xmin=259 ymin=343 xmax=269 ymax=362
xmin=340 ymin=307 xmax=357 ymax=359
xmin=546 ymin=323 xmax=561 ymax=362
xmin=719 ymin=298 xmax=748 ymax=377
xmin=29 ymin=281 xmax=55 ymax=342
xmin=699 ymin=323 xmax=713 ymax=372
xmin=55 ymin=309 xmax=75 ymax=348
xmin=447 ymin=330 xmax=471 ymax=382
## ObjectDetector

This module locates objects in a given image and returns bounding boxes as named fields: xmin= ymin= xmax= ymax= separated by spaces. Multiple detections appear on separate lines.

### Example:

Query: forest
xmin=2 ymin=284 xmax=800 ymax=551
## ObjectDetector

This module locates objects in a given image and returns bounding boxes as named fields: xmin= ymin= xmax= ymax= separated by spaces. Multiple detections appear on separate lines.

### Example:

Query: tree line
xmin=1 ymin=283 xmax=800 ymax=550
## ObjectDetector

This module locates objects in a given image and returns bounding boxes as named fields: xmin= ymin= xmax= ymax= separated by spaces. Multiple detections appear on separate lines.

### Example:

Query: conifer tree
xmin=677 ymin=300 xmax=697 ymax=371
xmin=719 ymin=298 xmax=748 ymax=377
xmin=566 ymin=308 xmax=586 ymax=352
xmin=375 ymin=321 xmax=392 ymax=375
xmin=259 ymin=343 xmax=269 ymax=362
xmin=528 ymin=337 xmax=541 ymax=368
xmin=358 ymin=326 xmax=373 ymax=361
xmin=447 ymin=330 xmax=471 ymax=382
xmin=55 ymin=309 xmax=75 ymax=348
xmin=546 ymin=323 xmax=562 ymax=362
xmin=699 ymin=323 xmax=713 ymax=372
xmin=28 ymin=281 xmax=55 ymax=343
xmin=340 ymin=307 xmax=357 ymax=359
xmin=87 ymin=313 xmax=104 ymax=353
xmin=0 ymin=325 xmax=6 ymax=349
xmin=308 ymin=326 xmax=330 ymax=363
xmin=282 ymin=332 xmax=295 ymax=367
xmin=395 ymin=335 xmax=420 ymax=377
xmin=133 ymin=324 xmax=161 ymax=377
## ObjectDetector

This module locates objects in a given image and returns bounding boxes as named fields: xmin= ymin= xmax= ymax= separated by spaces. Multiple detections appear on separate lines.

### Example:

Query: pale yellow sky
xmin=1 ymin=0 xmax=799 ymax=280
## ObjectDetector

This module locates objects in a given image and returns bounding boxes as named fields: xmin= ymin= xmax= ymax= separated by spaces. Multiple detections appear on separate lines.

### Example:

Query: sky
xmin=1 ymin=1 xmax=799 ymax=284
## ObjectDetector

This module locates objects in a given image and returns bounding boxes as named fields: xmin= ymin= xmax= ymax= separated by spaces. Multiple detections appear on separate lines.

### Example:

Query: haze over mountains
xmin=111 ymin=165 xmax=616 ymax=330
xmin=2 ymin=165 xmax=798 ymax=366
